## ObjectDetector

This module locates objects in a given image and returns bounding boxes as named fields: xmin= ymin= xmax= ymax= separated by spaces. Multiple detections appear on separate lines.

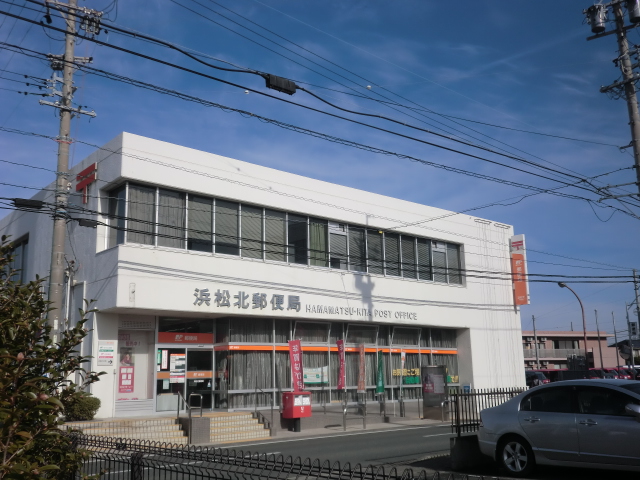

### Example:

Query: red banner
xmin=357 ymin=344 xmax=366 ymax=393
xmin=288 ymin=340 xmax=303 ymax=392
xmin=337 ymin=340 xmax=345 ymax=390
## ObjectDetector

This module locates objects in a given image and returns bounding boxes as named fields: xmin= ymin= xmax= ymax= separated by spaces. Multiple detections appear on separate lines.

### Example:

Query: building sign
xmin=75 ymin=162 xmax=97 ymax=204
xmin=119 ymin=366 xmax=134 ymax=393
xmin=288 ymin=340 xmax=303 ymax=392
xmin=510 ymin=234 xmax=530 ymax=306
xmin=303 ymin=366 xmax=328 ymax=384
xmin=357 ymin=344 xmax=366 ymax=393
xmin=97 ymin=340 xmax=116 ymax=366
xmin=336 ymin=339 xmax=346 ymax=390
xmin=157 ymin=332 xmax=214 ymax=344
xmin=305 ymin=306 xmax=417 ymax=321
xmin=393 ymin=368 xmax=420 ymax=377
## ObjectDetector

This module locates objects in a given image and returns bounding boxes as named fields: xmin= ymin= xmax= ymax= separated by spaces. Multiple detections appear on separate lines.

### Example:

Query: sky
xmin=1 ymin=0 xmax=639 ymax=338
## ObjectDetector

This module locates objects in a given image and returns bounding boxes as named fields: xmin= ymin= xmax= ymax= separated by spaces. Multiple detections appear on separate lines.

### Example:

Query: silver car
xmin=478 ymin=379 xmax=640 ymax=477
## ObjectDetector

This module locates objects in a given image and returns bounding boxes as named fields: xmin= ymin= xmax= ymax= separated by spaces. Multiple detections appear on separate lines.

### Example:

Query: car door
xmin=517 ymin=386 xmax=579 ymax=461
xmin=575 ymin=386 xmax=640 ymax=466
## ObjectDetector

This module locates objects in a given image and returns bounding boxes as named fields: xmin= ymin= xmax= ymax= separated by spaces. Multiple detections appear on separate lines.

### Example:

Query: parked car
xmin=619 ymin=366 xmax=640 ymax=380
xmin=603 ymin=368 xmax=620 ymax=379
xmin=588 ymin=368 xmax=611 ymax=379
xmin=478 ymin=379 xmax=640 ymax=476
xmin=525 ymin=371 xmax=548 ymax=388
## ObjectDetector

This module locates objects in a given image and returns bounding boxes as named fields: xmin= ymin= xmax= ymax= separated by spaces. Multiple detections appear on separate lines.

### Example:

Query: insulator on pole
xmin=628 ymin=0 xmax=640 ymax=23
xmin=585 ymin=4 xmax=607 ymax=33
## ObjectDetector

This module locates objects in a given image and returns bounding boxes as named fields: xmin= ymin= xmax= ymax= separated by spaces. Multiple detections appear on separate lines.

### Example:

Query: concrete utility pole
xmin=532 ymin=315 xmax=540 ymax=370
xmin=626 ymin=303 xmax=634 ymax=366
xmin=585 ymin=1 xmax=640 ymax=199
xmin=612 ymin=312 xmax=622 ymax=367
xmin=40 ymin=0 xmax=97 ymax=342
xmin=595 ymin=309 xmax=604 ymax=368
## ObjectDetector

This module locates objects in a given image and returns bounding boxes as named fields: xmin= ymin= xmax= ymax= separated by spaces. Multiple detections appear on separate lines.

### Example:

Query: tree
xmin=0 ymin=236 xmax=104 ymax=479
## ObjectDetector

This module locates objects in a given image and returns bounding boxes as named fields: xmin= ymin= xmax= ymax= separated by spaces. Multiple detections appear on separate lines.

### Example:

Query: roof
xmin=522 ymin=330 xmax=613 ymax=338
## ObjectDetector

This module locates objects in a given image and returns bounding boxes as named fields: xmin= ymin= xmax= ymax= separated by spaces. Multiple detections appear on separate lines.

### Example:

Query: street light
xmin=558 ymin=282 xmax=589 ymax=369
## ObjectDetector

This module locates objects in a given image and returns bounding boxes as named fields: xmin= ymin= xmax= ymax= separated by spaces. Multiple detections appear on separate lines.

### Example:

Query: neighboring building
xmin=522 ymin=330 xmax=617 ymax=370
xmin=0 ymin=133 xmax=526 ymax=418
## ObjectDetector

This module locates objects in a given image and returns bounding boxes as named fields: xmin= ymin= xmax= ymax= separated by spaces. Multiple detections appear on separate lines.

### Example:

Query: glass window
xmin=417 ymin=238 xmax=432 ymax=281
xmin=275 ymin=320 xmax=289 ymax=343
xmin=215 ymin=318 xmax=229 ymax=343
xmin=348 ymin=226 xmax=366 ymax=272
xmin=158 ymin=189 xmax=185 ymax=248
xmin=329 ymin=322 xmax=342 ymax=344
xmin=241 ymin=205 xmax=263 ymax=259
xmin=187 ymin=195 xmax=212 ymax=252
xmin=107 ymin=186 xmax=126 ymax=248
xmin=431 ymin=328 xmax=457 ymax=348
xmin=294 ymin=322 xmax=329 ymax=343
xmin=158 ymin=318 xmax=213 ymax=334
xmin=6 ymin=237 xmax=28 ymax=283
xmin=367 ymin=230 xmax=384 ymax=275
xmin=215 ymin=200 xmax=239 ymax=255
xmin=309 ymin=218 xmax=328 ymax=267
xmin=577 ymin=387 xmax=640 ymax=416
xmin=393 ymin=327 xmax=419 ymax=345
xmin=432 ymin=242 xmax=447 ymax=283
xmin=329 ymin=222 xmax=348 ymax=270
xmin=187 ymin=351 xmax=213 ymax=371
xmin=447 ymin=243 xmax=462 ymax=285
xmin=230 ymin=318 xmax=272 ymax=342
xmin=265 ymin=209 xmax=286 ymax=262
xmin=521 ymin=387 xmax=573 ymax=413
xmin=346 ymin=325 xmax=377 ymax=344
xmin=385 ymin=233 xmax=400 ymax=276
xmin=401 ymin=236 xmax=417 ymax=279
xmin=127 ymin=184 xmax=156 ymax=245
xmin=287 ymin=214 xmax=308 ymax=265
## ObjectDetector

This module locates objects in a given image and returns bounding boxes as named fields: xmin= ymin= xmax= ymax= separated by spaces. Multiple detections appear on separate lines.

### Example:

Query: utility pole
xmin=532 ymin=315 xmax=540 ymax=370
xmin=40 ymin=0 xmax=97 ymax=342
xmin=612 ymin=312 xmax=622 ymax=367
xmin=626 ymin=303 xmax=634 ymax=366
xmin=584 ymin=1 xmax=640 ymax=199
xmin=595 ymin=309 xmax=604 ymax=368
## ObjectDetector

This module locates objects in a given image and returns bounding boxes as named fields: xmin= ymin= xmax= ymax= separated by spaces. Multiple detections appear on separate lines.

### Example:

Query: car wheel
xmin=497 ymin=435 xmax=535 ymax=477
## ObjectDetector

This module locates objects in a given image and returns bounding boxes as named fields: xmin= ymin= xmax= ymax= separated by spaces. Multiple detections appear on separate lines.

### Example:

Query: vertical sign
xmin=289 ymin=340 xmax=303 ymax=392
xmin=510 ymin=234 xmax=530 ymax=306
xmin=376 ymin=350 xmax=385 ymax=394
xmin=336 ymin=339 xmax=346 ymax=390
xmin=357 ymin=344 xmax=366 ymax=393
xmin=97 ymin=340 xmax=116 ymax=366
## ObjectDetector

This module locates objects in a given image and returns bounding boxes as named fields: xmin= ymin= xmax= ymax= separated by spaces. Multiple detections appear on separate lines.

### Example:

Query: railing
xmin=68 ymin=433 xmax=510 ymax=480
xmin=523 ymin=348 xmax=584 ymax=359
xmin=451 ymin=388 xmax=525 ymax=437
xmin=253 ymin=385 xmax=275 ymax=437
xmin=177 ymin=391 xmax=203 ymax=444
xmin=342 ymin=392 xmax=367 ymax=431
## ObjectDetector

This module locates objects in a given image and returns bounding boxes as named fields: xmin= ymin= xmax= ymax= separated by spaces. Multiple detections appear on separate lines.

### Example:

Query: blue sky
xmin=1 ymin=0 xmax=639 ymax=337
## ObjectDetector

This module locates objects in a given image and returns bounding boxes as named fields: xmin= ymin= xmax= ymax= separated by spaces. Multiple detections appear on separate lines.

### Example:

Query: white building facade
xmin=0 ymin=133 xmax=526 ymax=419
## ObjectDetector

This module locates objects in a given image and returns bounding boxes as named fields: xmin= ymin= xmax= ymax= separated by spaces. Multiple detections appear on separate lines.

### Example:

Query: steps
xmin=63 ymin=417 xmax=188 ymax=445
xmin=63 ymin=411 xmax=272 ymax=445
xmin=206 ymin=412 xmax=272 ymax=444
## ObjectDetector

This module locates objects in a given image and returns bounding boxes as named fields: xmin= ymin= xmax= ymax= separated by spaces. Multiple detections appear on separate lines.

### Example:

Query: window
xmin=348 ymin=226 xmax=366 ymax=272
xmin=346 ymin=325 xmax=377 ymax=344
xmin=432 ymin=241 xmax=447 ymax=283
xmin=158 ymin=189 xmax=185 ymax=248
xmin=127 ymin=184 xmax=156 ymax=245
xmin=5 ymin=237 xmax=28 ymax=283
xmin=554 ymin=340 xmax=579 ymax=349
xmin=187 ymin=195 xmax=212 ymax=252
xmin=520 ymin=387 xmax=572 ymax=413
xmin=294 ymin=322 xmax=329 ymax=343
xmin=215 ymin=200 xmax=239 ymax=255
xmin=309 ymin=218 xmax=328 ymax=267
xmin=241 ymin=205 xmax=263 ymax=259
xmin=107 ymin=186 xmax=126 ymax=247
xmin=417 ymin=238 xmax=431 ymax=281
xmin=385 ymin=233 xmax=400 ymax=276
xmin=329 ymin=222 xmax=347 ymax=270
xmin=577 ymin=387 xmax=639 ymax=416
xmin=367 ymin=230 xmax=384 ymax=275
xmin=392 ymin=327 xmax=419 ymax=345
xmin=401 ymin=236 xmax=417 ymax=279
xmin=447 ymin=243 xmax=462 ymax=285
xmin=265 ymin=209 xmax=286 ymax=262
xmin=287 ymin=214 xmax=307 ymax=265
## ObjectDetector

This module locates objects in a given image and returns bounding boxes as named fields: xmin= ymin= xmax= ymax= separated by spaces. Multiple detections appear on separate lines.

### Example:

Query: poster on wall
xmin=118 ymin=347 xmax=135 ymax=394
xmin=303 ymin=366 xmax=328 ymax=384
xmin=336 ymin=339 xmax=345 ymax=390
xmin=97 ymin=340 xmax=116 ymax=366
xmin=169 ymin=353 xmax=186 ymax=383
xmin=357 ymin=344 xmax=366 ymax=393
xmin=288 ymin=340 xmax=303 ymax=392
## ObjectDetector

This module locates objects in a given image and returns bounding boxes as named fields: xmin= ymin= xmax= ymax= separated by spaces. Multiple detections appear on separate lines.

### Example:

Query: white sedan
xmin=478 ymin=379 xmax=640 ymax=477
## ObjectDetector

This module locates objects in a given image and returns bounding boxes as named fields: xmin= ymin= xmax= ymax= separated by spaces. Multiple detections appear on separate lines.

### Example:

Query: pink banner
xmin=337 ymin=339 xmax=346 ymax=390
xmin=289 ymin=340 xmax=303 ymax=392
xmin=357 ymin=344 xmax=366 ymax=393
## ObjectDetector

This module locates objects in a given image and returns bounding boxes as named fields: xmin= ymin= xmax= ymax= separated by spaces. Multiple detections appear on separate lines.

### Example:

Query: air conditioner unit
xmin=526 ymin=337 xmax=533 ymax=341
xmin=540 ymin=337 xmax=547 ymax=342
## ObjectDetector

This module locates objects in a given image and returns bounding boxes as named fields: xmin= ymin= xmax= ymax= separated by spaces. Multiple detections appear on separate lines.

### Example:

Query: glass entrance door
xmin=186 ymin=349 xmax=213 ymax=409
xmin=156 ymin=348 xmax=186 ymax=411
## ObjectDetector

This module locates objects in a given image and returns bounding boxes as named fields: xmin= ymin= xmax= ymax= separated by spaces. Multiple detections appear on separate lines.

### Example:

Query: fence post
xmin=130 ymin=452 xmax=144 ymax=480
xmin=455 ymin=393 xmax=461 ymax=438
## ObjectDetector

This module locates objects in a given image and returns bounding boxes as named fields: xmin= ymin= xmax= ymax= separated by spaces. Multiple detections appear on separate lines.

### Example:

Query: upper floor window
xmin=105 ymin=183 xmax=464 ymax=285
xmin=4 ymin=236 xmax=28 ymax=283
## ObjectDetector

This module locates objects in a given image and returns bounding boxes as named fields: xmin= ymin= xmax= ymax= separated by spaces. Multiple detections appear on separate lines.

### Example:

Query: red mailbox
xmin=281 ymin=391 xmax=312 ymax=418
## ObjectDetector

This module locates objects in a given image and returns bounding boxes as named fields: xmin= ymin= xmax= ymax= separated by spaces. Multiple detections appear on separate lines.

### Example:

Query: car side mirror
xmin=625 ymin=404 xmax=640 ymax=421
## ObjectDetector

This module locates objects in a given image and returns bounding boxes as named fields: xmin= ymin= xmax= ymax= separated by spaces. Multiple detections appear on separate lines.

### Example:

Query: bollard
xmin=399 ymin=398 xmax=405 ymax=417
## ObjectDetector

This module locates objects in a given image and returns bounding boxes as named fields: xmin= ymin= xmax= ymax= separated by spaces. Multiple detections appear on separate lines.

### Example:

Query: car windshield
xmin=620 ymin=384 xmax=640 ymax=395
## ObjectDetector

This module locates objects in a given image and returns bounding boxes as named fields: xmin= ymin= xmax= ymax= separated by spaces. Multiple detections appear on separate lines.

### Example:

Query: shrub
xmin=65 ymin=393 xmax=101 ymax=422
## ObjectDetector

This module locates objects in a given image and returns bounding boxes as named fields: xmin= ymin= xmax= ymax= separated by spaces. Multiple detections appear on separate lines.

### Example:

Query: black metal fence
xmin=70 ymin=433 xmax=502 ymax=480
xmin=450 ymin=388 xmax=525 ymax=436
